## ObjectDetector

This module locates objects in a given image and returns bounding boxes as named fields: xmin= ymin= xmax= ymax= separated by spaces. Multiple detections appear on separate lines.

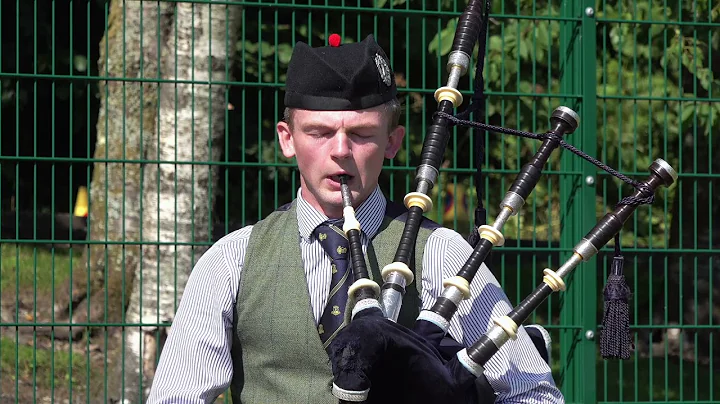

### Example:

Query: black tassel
xmin=600 ymin=233 xmax=634 ymax=359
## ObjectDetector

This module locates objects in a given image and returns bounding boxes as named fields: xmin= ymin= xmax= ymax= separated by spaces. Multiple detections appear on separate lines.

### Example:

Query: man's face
xmin=277 ymin=105 xmax=405 ymax=218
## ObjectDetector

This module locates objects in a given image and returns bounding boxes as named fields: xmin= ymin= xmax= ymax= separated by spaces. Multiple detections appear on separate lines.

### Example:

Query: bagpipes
xmin=326 ymin=1 xmax=678 ymax=403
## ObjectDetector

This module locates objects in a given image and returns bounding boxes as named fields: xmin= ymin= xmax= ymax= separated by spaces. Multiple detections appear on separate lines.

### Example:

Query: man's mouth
xmin=330 ymin=174 xmax=353 ymax=182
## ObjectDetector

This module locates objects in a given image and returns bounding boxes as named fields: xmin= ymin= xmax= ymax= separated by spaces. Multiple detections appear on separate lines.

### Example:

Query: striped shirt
xmin=147 ymin=186 xmax=564 ymax=403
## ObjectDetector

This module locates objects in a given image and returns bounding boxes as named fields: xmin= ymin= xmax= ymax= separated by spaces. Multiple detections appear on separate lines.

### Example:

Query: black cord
xmin=436 ymin=111 xmax=655 ymax=208
xmin=458 ymin=0 xmax=492 ymax=247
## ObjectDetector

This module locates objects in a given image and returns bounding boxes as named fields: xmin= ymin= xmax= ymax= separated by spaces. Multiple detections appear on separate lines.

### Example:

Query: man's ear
xmin=277 ymin=121 xmax=296 ymax=158
xmin=384 ymin=125 xmax=405 ymax=159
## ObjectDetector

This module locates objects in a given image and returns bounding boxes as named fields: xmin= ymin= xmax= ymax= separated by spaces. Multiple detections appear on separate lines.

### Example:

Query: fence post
xmin=579 ymin=1 xmax=599 ymax=403
xmin=558 ymin=0 xmax=598 ymax=402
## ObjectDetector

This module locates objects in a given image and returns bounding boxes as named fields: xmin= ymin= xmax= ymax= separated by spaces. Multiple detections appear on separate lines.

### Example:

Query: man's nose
xmin=330 ymin=132 xmax=352 ymax=159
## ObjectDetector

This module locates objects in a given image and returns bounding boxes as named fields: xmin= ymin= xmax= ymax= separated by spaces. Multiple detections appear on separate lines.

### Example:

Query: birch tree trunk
xmin=118 ymin=1 xmax=241 ymax=401
xmin=51 ymin=0 xmax=172 ymax=339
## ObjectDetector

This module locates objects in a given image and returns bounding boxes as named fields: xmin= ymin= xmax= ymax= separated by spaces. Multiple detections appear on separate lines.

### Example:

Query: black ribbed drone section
xmin=508 ymin=284 xmax=554 ymax=326
xmin=507 ymin=113 xmax=574 ymax=200
xmin=429 ymin=296 xmax=458 ymax=320
xmin=582 ymin=172 xmax=666 ymax=251
xmin=455 ymin=238 xmax=494 ymax=281
xmin=418 ymin=101 xmax=453 ymax=176
xmin=508 ymin=138 xmax=559 ymax=199
xmin=466 ymin=284 xmax=553 ymax=365
xmin=392 ymin=205 xmax=424 ymax=266
xmin=451 ymin=0 xmax=485 ymax=57
xmin=465 ymin=335 xmax=498 ymax=365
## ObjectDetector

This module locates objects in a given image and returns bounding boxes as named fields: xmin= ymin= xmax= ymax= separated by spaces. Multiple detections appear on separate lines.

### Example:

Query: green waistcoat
xmin=230 ymin=199 xmax=439 ymax=404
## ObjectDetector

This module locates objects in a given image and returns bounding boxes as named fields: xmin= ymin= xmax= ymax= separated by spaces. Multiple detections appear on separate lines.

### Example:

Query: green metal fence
xmin=0 ymin=0 xmax=718 ymax=403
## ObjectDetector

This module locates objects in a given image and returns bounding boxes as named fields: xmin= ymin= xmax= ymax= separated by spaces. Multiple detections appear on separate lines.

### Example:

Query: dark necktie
xmin=313 ymin=220 xmax=353 ymax=350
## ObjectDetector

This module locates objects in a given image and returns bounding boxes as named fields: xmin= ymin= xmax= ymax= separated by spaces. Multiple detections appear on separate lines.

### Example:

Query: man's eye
xmin=351 ymin=131 xmax=373 ymax=138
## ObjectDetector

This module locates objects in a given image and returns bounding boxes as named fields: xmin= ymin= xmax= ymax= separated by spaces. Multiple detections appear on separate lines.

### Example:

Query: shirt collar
xmin=296 ymin=185 xmax=387 ymax=242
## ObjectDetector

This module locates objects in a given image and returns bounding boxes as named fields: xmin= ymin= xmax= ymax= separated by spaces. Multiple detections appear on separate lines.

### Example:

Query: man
xmin=147 ymin=34 xmax=563 ymax=403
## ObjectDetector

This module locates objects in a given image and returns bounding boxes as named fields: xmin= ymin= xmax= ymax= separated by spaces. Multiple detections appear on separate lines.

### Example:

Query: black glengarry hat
xmin=284 ymin=34 xmax=397 ymax=111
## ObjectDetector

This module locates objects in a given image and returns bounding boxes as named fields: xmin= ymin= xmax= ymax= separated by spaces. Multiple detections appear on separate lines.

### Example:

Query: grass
xmin=0 ymin=242 xmax=80 ymax=299
xmin=0 ymin=335 xmax=89 ymax=399
xmin=0 ymin=243 xmax=96 ymax=402
xmin=1 ymin=244 xmax=718 ymax=403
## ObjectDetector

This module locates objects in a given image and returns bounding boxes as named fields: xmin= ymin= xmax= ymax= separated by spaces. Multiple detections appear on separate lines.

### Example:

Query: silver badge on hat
xmin=374 ymin=53 xmax=392 ymax=87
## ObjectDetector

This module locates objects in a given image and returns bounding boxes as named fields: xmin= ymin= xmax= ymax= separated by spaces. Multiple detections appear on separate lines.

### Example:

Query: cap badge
xmin=374 ymin=53 xmax=392 ymax=87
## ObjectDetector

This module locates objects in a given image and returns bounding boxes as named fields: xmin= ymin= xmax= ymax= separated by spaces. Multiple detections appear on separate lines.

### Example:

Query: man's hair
xmin=283 ymin=98 xmax=403 ymax=133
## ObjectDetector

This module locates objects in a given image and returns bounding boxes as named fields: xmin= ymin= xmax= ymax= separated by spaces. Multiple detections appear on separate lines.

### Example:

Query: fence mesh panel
xmin=0 ymin=0 xmax=717 ymax=403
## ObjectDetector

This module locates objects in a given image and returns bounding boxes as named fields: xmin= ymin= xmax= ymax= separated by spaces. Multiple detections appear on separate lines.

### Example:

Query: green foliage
xmin=238 ymin=37 xmax=294 ymax=83
xmin=222 ymin=0 xmax=720 ymax=244
xmin=419 ymin=0 xmax=719 ymax=245
xmin=428 ymin=19 xmax=457 ymax=57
